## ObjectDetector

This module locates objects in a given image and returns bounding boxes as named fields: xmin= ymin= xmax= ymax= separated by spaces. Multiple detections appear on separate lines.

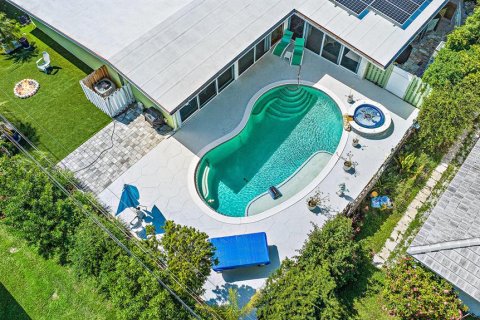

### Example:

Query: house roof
xmin=9 ymin=0 xmax=447 ymax=114
xmin=408 ymin=138 xmax=480 ymax=303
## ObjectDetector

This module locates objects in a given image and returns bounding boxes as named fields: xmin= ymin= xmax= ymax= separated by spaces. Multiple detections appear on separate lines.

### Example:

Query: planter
xmin=343 ymin=161 xmax=352 ymax=172
xmin=307 ymin=203 xmax=317 ymax=211
xmin=19 ymin=37 xmax=30 ymax=49
xmin=352 ymin=139 xmax=360 ymax=148
xmin=347 ymin=94 xmax=355 ymax=104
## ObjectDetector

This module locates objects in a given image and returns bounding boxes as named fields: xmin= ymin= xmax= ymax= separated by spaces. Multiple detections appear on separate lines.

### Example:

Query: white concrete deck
xmin=98 ymin=50 xmax=418 ymax=302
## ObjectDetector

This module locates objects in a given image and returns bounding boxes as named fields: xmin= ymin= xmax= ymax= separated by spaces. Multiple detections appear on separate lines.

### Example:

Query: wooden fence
xmin=80 ymin=66 xmax=135 ymax=117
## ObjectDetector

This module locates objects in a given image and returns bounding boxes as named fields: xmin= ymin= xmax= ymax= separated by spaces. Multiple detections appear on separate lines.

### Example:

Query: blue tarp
xmin=116 ymin=184 xmax=140 ymax=215
xmin=210 ymin=232 xmax=270 ymax=272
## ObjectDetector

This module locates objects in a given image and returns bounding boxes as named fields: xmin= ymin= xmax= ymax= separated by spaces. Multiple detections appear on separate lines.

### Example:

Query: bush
xmin=0 ymin=155 xmax=84 ymax=263
xmin=255 ymin=216 xmax=365 ymax=319
xmin=384 ymin=257 xmax=467 ymax=319
xmin=418 ymin=6 xmax=480 ymax=154
xmin=0 ymin=152 xmax=215 ymax=318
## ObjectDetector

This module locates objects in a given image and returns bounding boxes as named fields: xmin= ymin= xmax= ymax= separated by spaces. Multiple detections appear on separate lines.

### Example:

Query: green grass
xmin=0 ymin=224 xmax=117 ymax=320
xmin=0 ymin=24 xmax=111 ymax=160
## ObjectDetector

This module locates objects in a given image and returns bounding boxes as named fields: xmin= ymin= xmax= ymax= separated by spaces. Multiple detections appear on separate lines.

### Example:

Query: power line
xmin=0 ymin=123 xmax=219 ymax=320
xmin=0 ymin=82 xmax=256 ymax=319
xmin=0 ymin=113 xmax=224 ymax=309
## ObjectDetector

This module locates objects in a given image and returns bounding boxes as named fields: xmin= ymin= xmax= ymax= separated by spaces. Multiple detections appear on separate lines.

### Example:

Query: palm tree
xmin=207 ymin=288 xmax=259 ymax=320
xmin=0 ymin=12 xmax=19 ymax=43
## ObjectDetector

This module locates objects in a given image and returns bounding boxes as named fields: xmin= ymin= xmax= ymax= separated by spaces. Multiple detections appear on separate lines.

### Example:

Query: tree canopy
xmin=418 ymin=7 xmax=480 ymax=154
xmin=255 ymin=216 xmax=365 ymax=319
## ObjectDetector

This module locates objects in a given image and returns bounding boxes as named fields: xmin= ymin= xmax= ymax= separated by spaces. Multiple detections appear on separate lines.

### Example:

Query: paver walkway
xmin=373 ymin=133 xmax=469 ymax=267
xmin=60 ymin=104 xmax=172 ymax=193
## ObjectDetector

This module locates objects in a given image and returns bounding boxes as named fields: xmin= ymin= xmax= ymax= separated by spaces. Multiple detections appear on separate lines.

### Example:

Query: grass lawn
xmin=0 ymin=24 xmax=111 ymax=160
xmin=0 ymin=224 xmax=117 ymax=320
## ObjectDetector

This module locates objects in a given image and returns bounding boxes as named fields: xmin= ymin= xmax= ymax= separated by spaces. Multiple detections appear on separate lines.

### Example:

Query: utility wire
xmin=1 ymin=111 xmax=257 ymax=320
xmin=0 ymin=82 xmax=256 ymax=320
xmin=0 ymin=128 xmax=206 ymax=319
xmin=0 ymin=122 xmax=228 ymax=320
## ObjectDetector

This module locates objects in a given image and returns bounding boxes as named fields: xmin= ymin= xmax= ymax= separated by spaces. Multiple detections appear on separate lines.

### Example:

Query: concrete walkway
xmin=60 ymin=105 xmax=172 ymax=193
xmin=373 ymin=134 xmax=467 ymax=267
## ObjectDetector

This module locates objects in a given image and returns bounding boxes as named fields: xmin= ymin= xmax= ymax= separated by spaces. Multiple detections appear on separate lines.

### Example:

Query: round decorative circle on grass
xmin=14 ymin=79 xmax=39 ymax=99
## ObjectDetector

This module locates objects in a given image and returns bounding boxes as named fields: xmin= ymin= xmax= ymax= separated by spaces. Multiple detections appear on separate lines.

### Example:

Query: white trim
xmin=187 ymin=80 xmax=349 ymax=224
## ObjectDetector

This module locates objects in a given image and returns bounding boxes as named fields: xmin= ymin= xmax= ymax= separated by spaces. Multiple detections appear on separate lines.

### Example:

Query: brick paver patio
xmin=60 ymin=104 xmax=172 ymax=194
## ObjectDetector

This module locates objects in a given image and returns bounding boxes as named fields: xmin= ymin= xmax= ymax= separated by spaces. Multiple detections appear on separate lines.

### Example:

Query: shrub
xmin=0 ymin=155 xmax=84 ymax=263
xmin=384 ymin=257 xmax=467 ymax=320
xmin=255 ymin=216 xmax=365 ymax=319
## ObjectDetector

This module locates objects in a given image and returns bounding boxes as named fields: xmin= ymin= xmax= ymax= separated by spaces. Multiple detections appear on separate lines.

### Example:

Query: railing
xmin=343 ymin=124 xmax=417 ymax=217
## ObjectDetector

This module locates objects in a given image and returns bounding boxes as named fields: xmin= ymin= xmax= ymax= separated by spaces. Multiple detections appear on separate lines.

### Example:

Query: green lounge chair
xmin=291 ymin=37 xmax=305 ymax=66
xmin=272 ymin=30 xmax=293 ymax=57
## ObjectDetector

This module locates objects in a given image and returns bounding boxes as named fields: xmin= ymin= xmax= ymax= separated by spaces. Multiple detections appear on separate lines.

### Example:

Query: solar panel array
xmin=331 ymin=0 xmax=429 ymax=26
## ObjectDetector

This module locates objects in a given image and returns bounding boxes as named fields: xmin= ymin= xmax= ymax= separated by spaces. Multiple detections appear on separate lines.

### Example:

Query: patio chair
xmin=272 ymin=30 xmax=293 ymax=57
xmin=129 ymin=206 xmax=147 ymax=228
xmin=36 ymin=51 xmax=51 ymax=73
xmin=290 ymin=38 xmax=305 ymax=66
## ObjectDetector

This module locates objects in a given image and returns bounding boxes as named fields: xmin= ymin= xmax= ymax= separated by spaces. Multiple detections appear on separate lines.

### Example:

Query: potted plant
xmin=352 ymin=137 xmax=360 ymax=148
xmin=341 ymin=151 xmax=355 ymax=172
xmin=306 ymin=190 xmax=328 ymax=211
xmin=347 ymin=93 xmax=355 ymax=104
xmin=336 ymin=183 xmax=349 ymax=197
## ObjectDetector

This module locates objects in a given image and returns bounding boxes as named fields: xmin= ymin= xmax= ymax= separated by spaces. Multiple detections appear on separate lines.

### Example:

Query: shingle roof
xmin=408 ymin=138 xmax=480 ymax=302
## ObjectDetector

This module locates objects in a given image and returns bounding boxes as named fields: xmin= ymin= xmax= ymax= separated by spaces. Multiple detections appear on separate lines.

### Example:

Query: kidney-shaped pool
xmin=195 ymin=84 xmax=343 ymax=217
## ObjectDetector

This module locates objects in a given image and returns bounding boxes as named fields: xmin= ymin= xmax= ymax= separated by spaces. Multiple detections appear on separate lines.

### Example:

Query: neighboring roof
xmin=9 ymin=0 xmax=447 ymax=113
xmin=408 ymin=139 xmax=480 ymax=302
xmin=210 ymin=232 xmax=270 ymax=272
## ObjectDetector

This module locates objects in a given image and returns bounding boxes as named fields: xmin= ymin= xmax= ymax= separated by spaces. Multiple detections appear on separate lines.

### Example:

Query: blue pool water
xmin=196 ymin=85 xmax=343 ymax=217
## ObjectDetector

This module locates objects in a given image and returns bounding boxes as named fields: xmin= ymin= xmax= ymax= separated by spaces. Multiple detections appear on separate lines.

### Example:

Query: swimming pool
xmin=195 ymin=84 xmax=343 ymax=217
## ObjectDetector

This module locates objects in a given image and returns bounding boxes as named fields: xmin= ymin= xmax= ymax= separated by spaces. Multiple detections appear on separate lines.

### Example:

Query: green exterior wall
xmin=31 ymin=17 xmax=122 ymax=86
xmin=31 ymin=17 xmax=176 ymax=129
xmin=130 ymin=85 xmax=176 ymax=128
xmin=364 ymin=63 xmax=393 ymax=88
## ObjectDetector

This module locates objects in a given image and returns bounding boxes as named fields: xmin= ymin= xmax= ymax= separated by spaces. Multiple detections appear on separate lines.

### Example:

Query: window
xmin=340 ymin=48 xmax=361 ymax=73
xmin=217 ymin=65 xmax=234 ymax=92
xmin=321 ymin=35 xmax=342 ymax=64
xmin=289 ymin=15 xmax=305 ymax=39
xmin=199 ymin=81 xmax=217 ymax=108
xmin=180 ymin=97 xmax=199 ymax=122
xmin=271 ymin=24 xmax=284 ymax=46
xmin=305 ymin=25 xmax=324 ymax=55
xmin=238 ymin=48 xmax=254 ymax=75
xmin=255 ymin=38 xmax=267 ymax=61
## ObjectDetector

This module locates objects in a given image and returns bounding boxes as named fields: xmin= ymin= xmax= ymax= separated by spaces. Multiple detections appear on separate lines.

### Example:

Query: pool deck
xmin=98 ymin=50 xmax=418 ymax=302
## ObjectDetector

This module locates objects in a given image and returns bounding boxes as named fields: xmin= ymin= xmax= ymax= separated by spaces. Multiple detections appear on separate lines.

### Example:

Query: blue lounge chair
xmin=272 ymin=30 xmax=293 ymax=57
xmin=291 ymin=38 xmax=305 ymax=66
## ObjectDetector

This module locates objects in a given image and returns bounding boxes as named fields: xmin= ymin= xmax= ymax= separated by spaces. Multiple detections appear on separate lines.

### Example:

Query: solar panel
xmin=330 ymin=0 xmax=429 ymax=27
xmin=331 ymin=0 xmax=373 ymax=15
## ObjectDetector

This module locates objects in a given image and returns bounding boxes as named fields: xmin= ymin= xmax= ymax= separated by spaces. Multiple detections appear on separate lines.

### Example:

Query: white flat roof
xmin=10 ymin=0 xmax=446 ymax=113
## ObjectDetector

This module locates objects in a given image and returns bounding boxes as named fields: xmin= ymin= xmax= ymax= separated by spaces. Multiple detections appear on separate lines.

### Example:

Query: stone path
xmin=373 ymin=136 xmax=465 ymax=267
xmin=60 ymin=104 xmax=172 ymax=194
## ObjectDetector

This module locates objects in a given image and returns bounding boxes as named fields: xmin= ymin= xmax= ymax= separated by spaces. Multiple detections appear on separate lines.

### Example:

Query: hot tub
xmin=348 ymin=99 xmax=392 ymax=135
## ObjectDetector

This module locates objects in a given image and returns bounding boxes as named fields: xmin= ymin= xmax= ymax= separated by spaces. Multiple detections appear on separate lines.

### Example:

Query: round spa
xmin=195 ymin=84 xmax=344 ymax=218
xmin=348 ymin=99 xmax=392 ymax=135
